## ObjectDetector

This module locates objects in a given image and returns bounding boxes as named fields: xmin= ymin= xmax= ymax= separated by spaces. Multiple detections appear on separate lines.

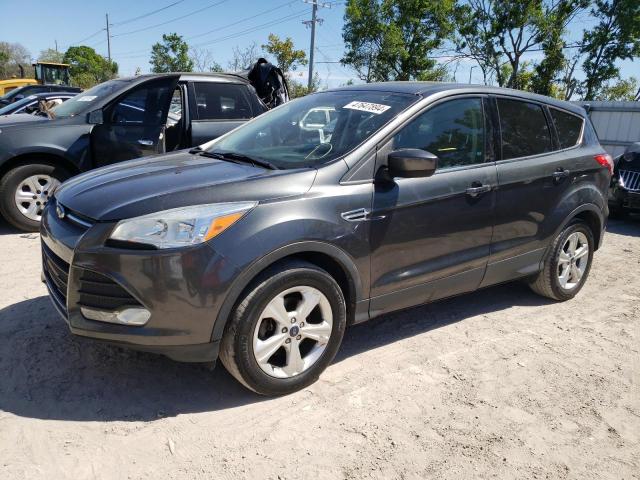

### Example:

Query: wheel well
xmin=575 ymin=210 xmax=602 ymax=250
xmin=0 ymin=153 xmax=80 ymax=181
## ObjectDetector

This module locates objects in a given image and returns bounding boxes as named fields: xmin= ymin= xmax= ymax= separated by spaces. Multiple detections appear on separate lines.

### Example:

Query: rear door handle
xmin=466 ymin=184 xmax=492 ymax=197
xmin=552 ymin=168 xmax=571 ymax=179
xmin=137 ymin=139 xmax=154 ymax=146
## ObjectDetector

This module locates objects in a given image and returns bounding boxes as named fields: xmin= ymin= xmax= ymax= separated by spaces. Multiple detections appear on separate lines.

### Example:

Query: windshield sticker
xmin=343 ymin=101 xmax=391 ymax=115
xmin=77 ymin=96 xmax=97 ymax=102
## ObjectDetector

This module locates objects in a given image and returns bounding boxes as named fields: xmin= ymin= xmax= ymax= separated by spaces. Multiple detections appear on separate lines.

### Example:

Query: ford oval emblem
xmin=56 ymin=204 xmax=66 ymax=219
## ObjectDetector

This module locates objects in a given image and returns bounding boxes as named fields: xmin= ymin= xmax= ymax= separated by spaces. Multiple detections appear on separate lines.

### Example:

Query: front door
xmin=91 ymin=76 xmax=179 ymax=166
xmin=369 ymin=96 xmax=498 ymax=317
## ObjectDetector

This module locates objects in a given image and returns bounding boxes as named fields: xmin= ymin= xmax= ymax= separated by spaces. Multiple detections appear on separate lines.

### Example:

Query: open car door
xmin=90 ymin=75 xmax=180 ymax=167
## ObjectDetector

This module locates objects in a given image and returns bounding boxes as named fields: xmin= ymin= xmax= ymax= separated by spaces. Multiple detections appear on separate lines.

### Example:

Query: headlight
xmin=109 ymin=202 xmax=256 ymax=249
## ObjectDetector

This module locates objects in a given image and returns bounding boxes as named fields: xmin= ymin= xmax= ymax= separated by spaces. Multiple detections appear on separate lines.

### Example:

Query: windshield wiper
xmin=213 ymin=151 xmax=278 ymax=170
xmin=189 ymin=147 xmax=225 ymax=160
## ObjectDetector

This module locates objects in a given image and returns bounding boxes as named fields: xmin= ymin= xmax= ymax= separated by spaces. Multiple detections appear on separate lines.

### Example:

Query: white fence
xmin=576 ymin=101 xmax=640 ymax=157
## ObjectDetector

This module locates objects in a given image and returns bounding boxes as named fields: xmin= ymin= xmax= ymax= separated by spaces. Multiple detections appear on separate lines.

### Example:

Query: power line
xmin=112 ymin=0 xmax=230 ymax=38
xmin=111 ymin=0 xmax=186 ymax=27
xmin=186 ymin=0 xmax=298 ymax=41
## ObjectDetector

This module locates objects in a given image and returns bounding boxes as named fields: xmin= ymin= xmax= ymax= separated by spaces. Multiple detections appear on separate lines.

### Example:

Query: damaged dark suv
xmin=41 ymin=83 xmax=611 ymax=395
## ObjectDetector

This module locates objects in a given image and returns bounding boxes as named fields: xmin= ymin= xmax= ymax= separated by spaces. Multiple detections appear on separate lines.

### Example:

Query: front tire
xmin=0 ymin=163 xmax=70 ymax=232
xmin=219 ymin=260 xmax=347 ymax=396
xmin=529 ymin=219 xmax=594 ymax=301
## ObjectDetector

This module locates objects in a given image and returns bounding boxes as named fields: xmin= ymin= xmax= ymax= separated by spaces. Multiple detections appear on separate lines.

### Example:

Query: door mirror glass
xmin=87 ymin=109 xmax=104 ymax=124
xmin=388 ymin=149 xmax=438 ymax=178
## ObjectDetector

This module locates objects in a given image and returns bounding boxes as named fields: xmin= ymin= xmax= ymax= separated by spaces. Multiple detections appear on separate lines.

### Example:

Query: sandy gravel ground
xmin=0 ymin=217 xmax=638 ymax=480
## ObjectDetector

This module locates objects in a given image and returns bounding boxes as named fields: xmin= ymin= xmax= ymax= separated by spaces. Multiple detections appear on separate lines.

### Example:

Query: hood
xmin=55 ymin=150 xmax=317 ymax=221
xmin=0 ymin=113 xmax=51 ymax=127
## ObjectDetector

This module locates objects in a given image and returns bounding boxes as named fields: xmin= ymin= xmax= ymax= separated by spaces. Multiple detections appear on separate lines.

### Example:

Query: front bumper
xmin=609 ymin=186 xmax=640 ymax=212
xmin=40 ymin=201 xmax=239 ymax=362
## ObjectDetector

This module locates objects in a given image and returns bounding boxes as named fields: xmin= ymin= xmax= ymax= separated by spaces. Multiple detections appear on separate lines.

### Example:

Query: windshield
xmin=0 ymin=95 xmax=36 ymax=115
xmin=1 ymin=87 xmax=30 ymax=102
xmin=206 ymin=90 xmax=417 ymax=169
xmin=50 ymin=80 xmax=128 ymax=118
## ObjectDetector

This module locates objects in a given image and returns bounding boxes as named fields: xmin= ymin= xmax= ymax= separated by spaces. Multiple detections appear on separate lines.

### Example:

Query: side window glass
xmin=393 ymin=97 xmax=486 ymax=168
xmin=497 ymin=99 xmax=553 ymax=159
xmin=194 ymin=82 xmax=252 ymax=120
xmin=550 ymin=108 xmax=583 ymax=149
xmin=109 ymin=80 xmax=173 ymax=126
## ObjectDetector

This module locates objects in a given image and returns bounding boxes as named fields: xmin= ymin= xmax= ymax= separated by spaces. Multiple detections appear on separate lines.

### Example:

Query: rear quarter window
xmin=497 ymin=98 xmax=553 ymax=159
xmin=550 ymin=108 xmax=584 ymax=149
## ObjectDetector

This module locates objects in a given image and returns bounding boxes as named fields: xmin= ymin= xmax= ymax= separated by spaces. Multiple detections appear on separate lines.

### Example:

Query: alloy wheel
xmin=557 ymin=231 xmax=589 ymax=290
xmin=252 ymin=286 xmax=333 ymax=379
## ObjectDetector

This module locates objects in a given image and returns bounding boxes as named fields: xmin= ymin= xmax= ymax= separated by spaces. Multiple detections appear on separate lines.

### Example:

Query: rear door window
xmin=550 ymin=108 xmax=583 ymax=149
xmin=194 ymin=82 xmax=252 ymax=120
xmin=497 ymin=98 xmax=553 ymax=159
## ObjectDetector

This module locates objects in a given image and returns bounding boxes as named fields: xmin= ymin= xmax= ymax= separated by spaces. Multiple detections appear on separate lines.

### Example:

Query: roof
xmin=32 ymin=62 xmax=71 ymax=67
xmin=325 ymin=81 xmax=585 ymax=115
xmin=118 ymin=72 xmax=250 ymax=84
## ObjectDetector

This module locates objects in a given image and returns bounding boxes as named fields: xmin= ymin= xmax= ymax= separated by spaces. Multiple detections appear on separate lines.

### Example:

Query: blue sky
xmin=1 ymin=0 xmax=638 ymax=89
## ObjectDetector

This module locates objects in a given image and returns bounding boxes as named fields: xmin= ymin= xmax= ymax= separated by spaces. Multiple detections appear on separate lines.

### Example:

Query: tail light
xmin=594 ymin=153 xmax=614 ymax=175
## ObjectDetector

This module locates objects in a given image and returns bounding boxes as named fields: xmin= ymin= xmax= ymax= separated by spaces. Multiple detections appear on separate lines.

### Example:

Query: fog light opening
xmin=81 ymin=306 xmax=151 ymax=326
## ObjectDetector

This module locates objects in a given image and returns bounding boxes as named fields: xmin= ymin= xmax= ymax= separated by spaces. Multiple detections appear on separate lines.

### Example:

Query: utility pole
xmin=105 ymin=13 xmax=112 ymax=62
xmin=55 ymin=40 xmax=58 ymax=54
xmin=303 ymin=1 xmax=330 ymax=90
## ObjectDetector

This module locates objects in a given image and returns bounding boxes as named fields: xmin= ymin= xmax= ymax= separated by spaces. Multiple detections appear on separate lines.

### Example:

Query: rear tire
xmin=0 ymin=163 xmax=70 ymax=232
xmin=219 ymin=260 xmax=347 ymax=396
xmin=529 ymin=219 xmax=594 ymax=301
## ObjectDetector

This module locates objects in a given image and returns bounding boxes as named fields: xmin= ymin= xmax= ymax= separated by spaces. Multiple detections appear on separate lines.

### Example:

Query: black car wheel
xmin=0 ymin=163 xmax=70 ymax=232
xmin=529 ymin=219 xmax=594 ymax=301
xmin=219 ymin=260 xmax=347 ymax=396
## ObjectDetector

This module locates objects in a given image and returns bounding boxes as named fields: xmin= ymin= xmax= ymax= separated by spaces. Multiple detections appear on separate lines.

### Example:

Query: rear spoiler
xmin=235 ymin=58 xmax=290 ymax=109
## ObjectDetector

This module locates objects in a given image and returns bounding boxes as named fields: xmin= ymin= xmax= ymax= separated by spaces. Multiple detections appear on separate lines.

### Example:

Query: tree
xmin=227 ymin=42 xmax=260 ymax=71
xmin=579 ymin=0 xmax=640 ymax=100
xmin=595 ymin=76 xmax=640 ymax=101
xmin=190 ymin=47 xmax=223 ymax=72
xmin=150 ymin=33 xmax=193 ymax=73
xmin=0 ymin=41 xmax=31 ymax=79
xmin=289 ymin=73 xmax=321 ymax=99
xmin=38 ymin=48 xmax=65 ymax=64
xmin=453 ymin=0 xmax=587 ymax=89
xmin=342 ymin=0 xmax=454 ymax=82
xmin=262 ymin=34 xmax=307 ymax=76
xmin=63 ymin=46 xmax=118 ymax=89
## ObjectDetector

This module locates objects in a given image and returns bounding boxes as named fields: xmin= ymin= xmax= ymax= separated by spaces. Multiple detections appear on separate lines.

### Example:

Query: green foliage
xmin=595 ymin=76 xmax=640 ymax=101
xmin=63 ymin=46 xmax=118 ymax=89
xmin=580 ymin=0 xmax=640 ymax=100
xmin=289 ymin=73 xmax=321 ymax=99
xmin=342 ymin=0 xmax=454 ymax=82
xmin=38 ymin=48 xmax=65 ymax=64
xmin=262 ymin=34 xmax=307 ymax=75
xmin=150 ymin=33 xmax=194 ymax=73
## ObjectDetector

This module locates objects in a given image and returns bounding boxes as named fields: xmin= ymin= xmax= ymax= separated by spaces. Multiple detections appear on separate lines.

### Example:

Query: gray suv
xmin=41 ymin=82 xmax=612 ymax=395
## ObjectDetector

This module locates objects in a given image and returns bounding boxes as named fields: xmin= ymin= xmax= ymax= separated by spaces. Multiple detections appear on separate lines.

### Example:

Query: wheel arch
xmin=211 ymin=241 xmax=363 ymax=342
xmin=554 ymin=203 xmax=605 ymax=251
xmin=0 ymin=152 xmax=81 ymax=181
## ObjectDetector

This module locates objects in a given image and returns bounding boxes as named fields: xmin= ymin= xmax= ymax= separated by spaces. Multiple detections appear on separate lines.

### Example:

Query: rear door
xmin=189 ymin=81 xmax=254 ymax=145
xmin=90 ymin=76 xmax=179 ymax=167
xmin=481 ymin=96 xmax=582 ymax=285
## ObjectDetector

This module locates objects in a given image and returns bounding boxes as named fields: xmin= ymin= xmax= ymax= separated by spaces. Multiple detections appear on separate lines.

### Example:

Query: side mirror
xmin=387 ymin=149 xmax=438 ymax=178
xmin=87 ymin=109 xmax=104 ymax=125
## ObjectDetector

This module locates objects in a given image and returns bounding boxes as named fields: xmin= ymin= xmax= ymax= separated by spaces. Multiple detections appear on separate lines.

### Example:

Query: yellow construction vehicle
xmin=0 ymin=62 xmax=72 ymax=96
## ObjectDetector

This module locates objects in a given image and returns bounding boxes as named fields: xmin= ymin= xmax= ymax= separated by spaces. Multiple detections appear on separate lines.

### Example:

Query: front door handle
xmin=466 ymin=184 xmax=492 ymax=197
xmin=137 ymin=139 xmax=154 ymax=146
xmin=552 ymin=168 xmax=571 ymax=179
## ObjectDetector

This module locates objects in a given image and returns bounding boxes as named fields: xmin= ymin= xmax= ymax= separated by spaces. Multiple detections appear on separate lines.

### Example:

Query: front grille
xmin=78 ymin=269 xmax=142 ymax=311
xmin=55 ymin=199 xmax=94 ymax=230
xmin=42 ymin=243 xmax=69 ymax=313
xmin=619 ymin=170 xmax=640 ymax=192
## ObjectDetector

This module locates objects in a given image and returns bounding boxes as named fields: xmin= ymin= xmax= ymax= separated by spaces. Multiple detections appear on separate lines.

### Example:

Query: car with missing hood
xmin=0 ymin=62 xmax=288 ymax=231
xmin=41 ymin=82 xmax=611 ymax=395
xmin=609 ymin=142 xmax=640 ymax=216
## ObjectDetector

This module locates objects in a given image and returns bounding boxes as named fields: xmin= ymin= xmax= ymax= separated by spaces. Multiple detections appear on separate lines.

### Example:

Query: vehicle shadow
xmin=607 ymin=215 xmax=640 ymax=237
xmin=0 ymin=282 xmax=550 ymax=423
xmin=0 ymin=218 xmax=22 ymax=236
